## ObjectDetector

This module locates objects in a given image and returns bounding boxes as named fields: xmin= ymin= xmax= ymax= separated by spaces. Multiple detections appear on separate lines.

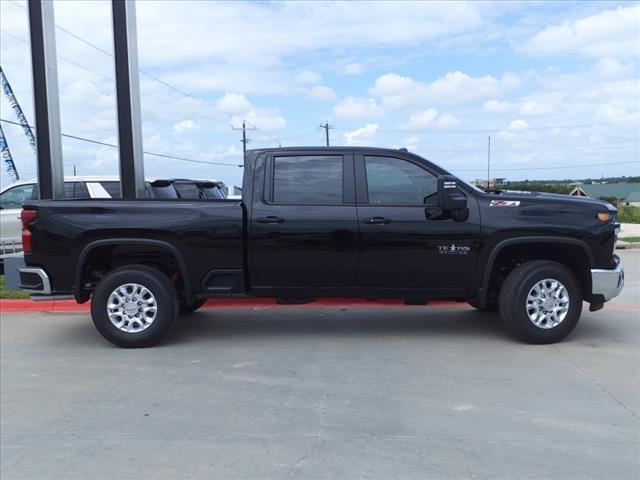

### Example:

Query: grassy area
xmin=620 ymin=236 xmax=640 ymax=243
xmin=0 ymin=276 xmax=29 ymax=299
xmin=617 ymin=206 xmax=640 ymax=224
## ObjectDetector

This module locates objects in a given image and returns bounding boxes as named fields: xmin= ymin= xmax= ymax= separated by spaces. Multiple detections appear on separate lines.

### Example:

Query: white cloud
xmin=593 ymin=58 xmax=634 ymax=79
xmin=344 ymin=124 xmax=379 ymax=145
xmin=343 ymin=63 xmax=364 ymax=75
xmin=518 ymin=101 xmax=554 ymax=116
xmin=508 ymin=119 xmax=529 ymax=130
xmin=333 ymin=97 xmax=382 ymax=118
xmin=232 ymin=108 xmax=286 ymax=131
xmin=173 ymin=119 xmax=200 ymax=135
xmin=522 ymin=5 xmax=640 ymax=59
xmin=436 ymin=113 xmax=462 ymax=128
xmin=307 ymin=85 xmax=337 ymax=102
xmin=215 ymin=93 xmax=253 ymax=116
xmin=368 ymin=71 xmax=521 ymax=110
xmin=401 ymin=109 xmax=461 ymax=129
xmin=484 ymin=100 xmax=515 ymax=114
xmin=294 ymin=70 xmax=322 ymax=85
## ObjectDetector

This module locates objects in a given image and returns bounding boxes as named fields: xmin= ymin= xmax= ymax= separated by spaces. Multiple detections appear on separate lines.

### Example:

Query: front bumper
xmin=591 ymin=255 xmax=624 ymax=302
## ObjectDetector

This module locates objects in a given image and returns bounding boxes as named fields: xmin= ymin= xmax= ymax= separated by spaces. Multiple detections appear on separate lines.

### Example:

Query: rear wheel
xmin=91 ymin=265 xmax=178 ymax=347
xmin=499 ymin=260 xmax=582 ymax=344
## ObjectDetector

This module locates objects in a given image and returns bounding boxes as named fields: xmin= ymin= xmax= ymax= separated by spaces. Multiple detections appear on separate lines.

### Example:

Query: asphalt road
xmin=1 ymin=251 xmax=639 ymax=480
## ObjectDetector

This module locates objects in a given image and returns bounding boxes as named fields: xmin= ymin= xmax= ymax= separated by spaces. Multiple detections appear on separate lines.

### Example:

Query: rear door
xmin=249 ymin=150 xmax=358 ymax=290
xmin=355 ymin=153 xmax=480 ymax=294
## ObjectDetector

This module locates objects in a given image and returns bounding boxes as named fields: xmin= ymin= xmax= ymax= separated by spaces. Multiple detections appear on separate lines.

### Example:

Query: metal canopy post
xmin=28 ymin=0 xmax=64 ymax=199
xmin=112 ymin=0 xmax=145 ymax=198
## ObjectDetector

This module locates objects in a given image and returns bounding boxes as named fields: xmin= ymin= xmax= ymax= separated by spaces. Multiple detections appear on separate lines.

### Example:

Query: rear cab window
xmin=270 ymin=155 xmax=344 ymax=205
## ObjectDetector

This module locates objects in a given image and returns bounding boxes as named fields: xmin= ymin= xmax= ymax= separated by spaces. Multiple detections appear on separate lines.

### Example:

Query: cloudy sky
xmin=1 ymin=0 xmax=639 ymax=189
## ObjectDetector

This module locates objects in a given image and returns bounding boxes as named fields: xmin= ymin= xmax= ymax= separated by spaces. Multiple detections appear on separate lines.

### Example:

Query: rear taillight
xmin=21 ymin=209 xmax=37 ymax=254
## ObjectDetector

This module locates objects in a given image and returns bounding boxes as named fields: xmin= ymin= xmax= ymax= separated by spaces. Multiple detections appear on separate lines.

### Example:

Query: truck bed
xmin=23 ymin=198 xmax=245 ymax=295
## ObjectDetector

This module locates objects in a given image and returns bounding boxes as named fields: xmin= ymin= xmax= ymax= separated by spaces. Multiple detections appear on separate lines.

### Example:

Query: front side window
xmin=273 ymin=155 xmax=343 ymax=204
xmin=364 ymin=156 xmax=437 ymax=205
xmin=0 ymin=184 xmax=35 ymax=209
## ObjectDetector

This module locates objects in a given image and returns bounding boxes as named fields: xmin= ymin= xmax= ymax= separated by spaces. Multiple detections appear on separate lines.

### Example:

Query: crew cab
xmin=14 ymin=147 xmax=624 ymax=347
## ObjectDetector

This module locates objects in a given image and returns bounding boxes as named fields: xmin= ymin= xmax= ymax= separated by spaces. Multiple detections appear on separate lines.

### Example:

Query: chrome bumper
xmin=17 ymin=267 xmax=52 ymax=295
xmin=591 ymin=255 xmax=624 ymax=302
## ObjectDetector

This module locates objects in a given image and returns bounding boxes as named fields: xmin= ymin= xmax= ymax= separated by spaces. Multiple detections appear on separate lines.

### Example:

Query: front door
xmin=355 ymin=154 xmax=480 ymax=294
xmin=250 ymin=151 xmax=359 ymax=291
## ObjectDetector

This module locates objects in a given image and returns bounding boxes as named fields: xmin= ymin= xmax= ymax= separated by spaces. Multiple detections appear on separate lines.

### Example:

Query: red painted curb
xmin=0 ymin=297 xmax=466 ymax=313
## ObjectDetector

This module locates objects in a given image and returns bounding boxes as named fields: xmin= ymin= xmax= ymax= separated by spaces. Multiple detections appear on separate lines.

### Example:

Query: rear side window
xmin=99 ymin=182 xmax=122 ymax=198
xmin=64 ymin=182 xmax=90 ymax=199
xmin=272 ymin=155 xmax=343 ymax=204
xmin=364 ymin=156 xmax=437 ymax=205
xmin=173 ymin=183 xmax=201 ymax=199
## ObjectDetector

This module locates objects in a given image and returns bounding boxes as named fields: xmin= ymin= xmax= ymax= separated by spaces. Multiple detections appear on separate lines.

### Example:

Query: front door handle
xmin=364 ymin=216 xmax=391 ymax=225
xmin=256 ymin=216 xmax=285 ymax=224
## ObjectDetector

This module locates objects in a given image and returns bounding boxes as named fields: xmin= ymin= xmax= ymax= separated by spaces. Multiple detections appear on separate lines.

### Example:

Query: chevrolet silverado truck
xmin=15 ymin=147 xmax=624 ymax=347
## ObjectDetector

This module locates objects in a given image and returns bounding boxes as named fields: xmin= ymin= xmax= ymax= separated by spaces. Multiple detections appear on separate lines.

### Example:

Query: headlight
xmin=597 ymin=212 xmax=615 ymax=222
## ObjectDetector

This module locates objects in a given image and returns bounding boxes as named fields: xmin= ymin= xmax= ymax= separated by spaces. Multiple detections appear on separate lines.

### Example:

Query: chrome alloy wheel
xmin=107 ymin=283 xmax=157 ymax=333
xmin=526 ymin=278 xmax=570 ymax=329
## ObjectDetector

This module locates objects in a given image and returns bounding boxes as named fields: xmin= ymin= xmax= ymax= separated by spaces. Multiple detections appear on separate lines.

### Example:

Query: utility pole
xmin=487 ymin=135 xmax=491 ymax=190
xmin=318 ymin=121 xmax=333 ymax=146
xmin=232 ymin=120 xmax=256 ymax=159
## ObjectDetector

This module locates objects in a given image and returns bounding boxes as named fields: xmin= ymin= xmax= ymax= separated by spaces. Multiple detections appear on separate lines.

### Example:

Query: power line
xmin=0 ymin=118 xmax=242 ymax=166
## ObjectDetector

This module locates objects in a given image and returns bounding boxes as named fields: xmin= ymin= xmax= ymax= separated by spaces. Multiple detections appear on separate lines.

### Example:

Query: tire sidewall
xmin=511 ymin=264 xmax=582 ymax=343
xmin=91 ymin=266 xmax=177 ymax=347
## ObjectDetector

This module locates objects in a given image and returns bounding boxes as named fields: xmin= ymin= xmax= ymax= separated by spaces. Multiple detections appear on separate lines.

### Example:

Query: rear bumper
xmin=17 ymin=266 xmax=52 ymax=295
xmin=591 ymin=255 xmax=624 ymax=302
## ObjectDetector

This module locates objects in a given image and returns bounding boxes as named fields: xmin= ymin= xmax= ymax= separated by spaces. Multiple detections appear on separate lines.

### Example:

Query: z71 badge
xmin=490 ymin=200 xmax=520 ymax=207
xmin=437 ymin=244 xmax=471 ymax=255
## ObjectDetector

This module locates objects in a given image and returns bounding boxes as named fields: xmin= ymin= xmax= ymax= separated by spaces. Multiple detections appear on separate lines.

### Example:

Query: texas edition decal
xmin=437 ymin=244 xmax=471 ymax=255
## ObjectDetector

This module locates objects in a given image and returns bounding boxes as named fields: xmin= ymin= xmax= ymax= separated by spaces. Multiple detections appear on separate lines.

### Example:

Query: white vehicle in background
xmin=0 ymin=177 xmax=117 ymax=258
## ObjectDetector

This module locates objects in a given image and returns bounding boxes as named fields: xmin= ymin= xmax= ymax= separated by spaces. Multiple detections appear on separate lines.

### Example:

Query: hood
xmin=487 ymin=190 xmax=616 ymax=211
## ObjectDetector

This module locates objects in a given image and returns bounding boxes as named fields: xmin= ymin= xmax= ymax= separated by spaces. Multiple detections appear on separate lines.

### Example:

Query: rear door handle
xmin=364 ymin=216 xmax=391 ymax=225
xmin=256 ymin=216 xmax=285 ymax=224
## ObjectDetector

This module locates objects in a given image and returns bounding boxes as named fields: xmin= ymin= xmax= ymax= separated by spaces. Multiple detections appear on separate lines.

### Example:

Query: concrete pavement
xmin=1 ymin=251 xmax=639 ymax=479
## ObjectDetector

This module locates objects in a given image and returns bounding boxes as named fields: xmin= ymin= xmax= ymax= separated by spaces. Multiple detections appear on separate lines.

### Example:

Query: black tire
xmin=90 ymin=265 xmax=178 ymax=348
xmin=499 ymin=260 xmax=582 ymax=344
xmin=468 ymin=301 xmax=499 ymax=312
xmin=179 ymin=298 xmax=206 ymax=315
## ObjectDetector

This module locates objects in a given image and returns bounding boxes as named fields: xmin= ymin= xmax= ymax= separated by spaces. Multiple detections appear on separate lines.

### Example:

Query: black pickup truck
xmin=16 ymin=147 xmax=624 ymax=347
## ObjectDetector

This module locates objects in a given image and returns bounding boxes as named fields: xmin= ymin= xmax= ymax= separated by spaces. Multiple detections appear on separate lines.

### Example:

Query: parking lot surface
xmin=1 ymin=251 xmax=639 ymax=479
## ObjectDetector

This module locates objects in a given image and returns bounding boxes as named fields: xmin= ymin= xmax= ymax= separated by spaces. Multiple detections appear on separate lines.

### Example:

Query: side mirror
xmin=437 ymin=175 xmax=468 ymax=221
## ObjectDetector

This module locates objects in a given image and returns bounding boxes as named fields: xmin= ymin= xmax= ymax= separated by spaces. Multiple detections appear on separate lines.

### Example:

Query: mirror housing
xmin=436 ymin=175 xmax=468 ymax=221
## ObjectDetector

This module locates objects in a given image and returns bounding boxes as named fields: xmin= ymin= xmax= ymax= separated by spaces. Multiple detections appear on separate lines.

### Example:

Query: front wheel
xmin=499 ymin=260 xmax=582 ymax=344
xmin=91 ymin=265 xmax=178 ymax=347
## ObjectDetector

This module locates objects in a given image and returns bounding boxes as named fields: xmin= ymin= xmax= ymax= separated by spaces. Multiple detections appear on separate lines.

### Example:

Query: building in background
xmin=570 ymin=183 xmax=640 ymax=205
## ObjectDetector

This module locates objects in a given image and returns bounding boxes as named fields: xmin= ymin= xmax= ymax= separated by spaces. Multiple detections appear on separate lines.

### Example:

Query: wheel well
xmin=485 ymin=243 xmax=591 ymax=302
xmin=76 ymin=243 xmax=188 ymax=302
